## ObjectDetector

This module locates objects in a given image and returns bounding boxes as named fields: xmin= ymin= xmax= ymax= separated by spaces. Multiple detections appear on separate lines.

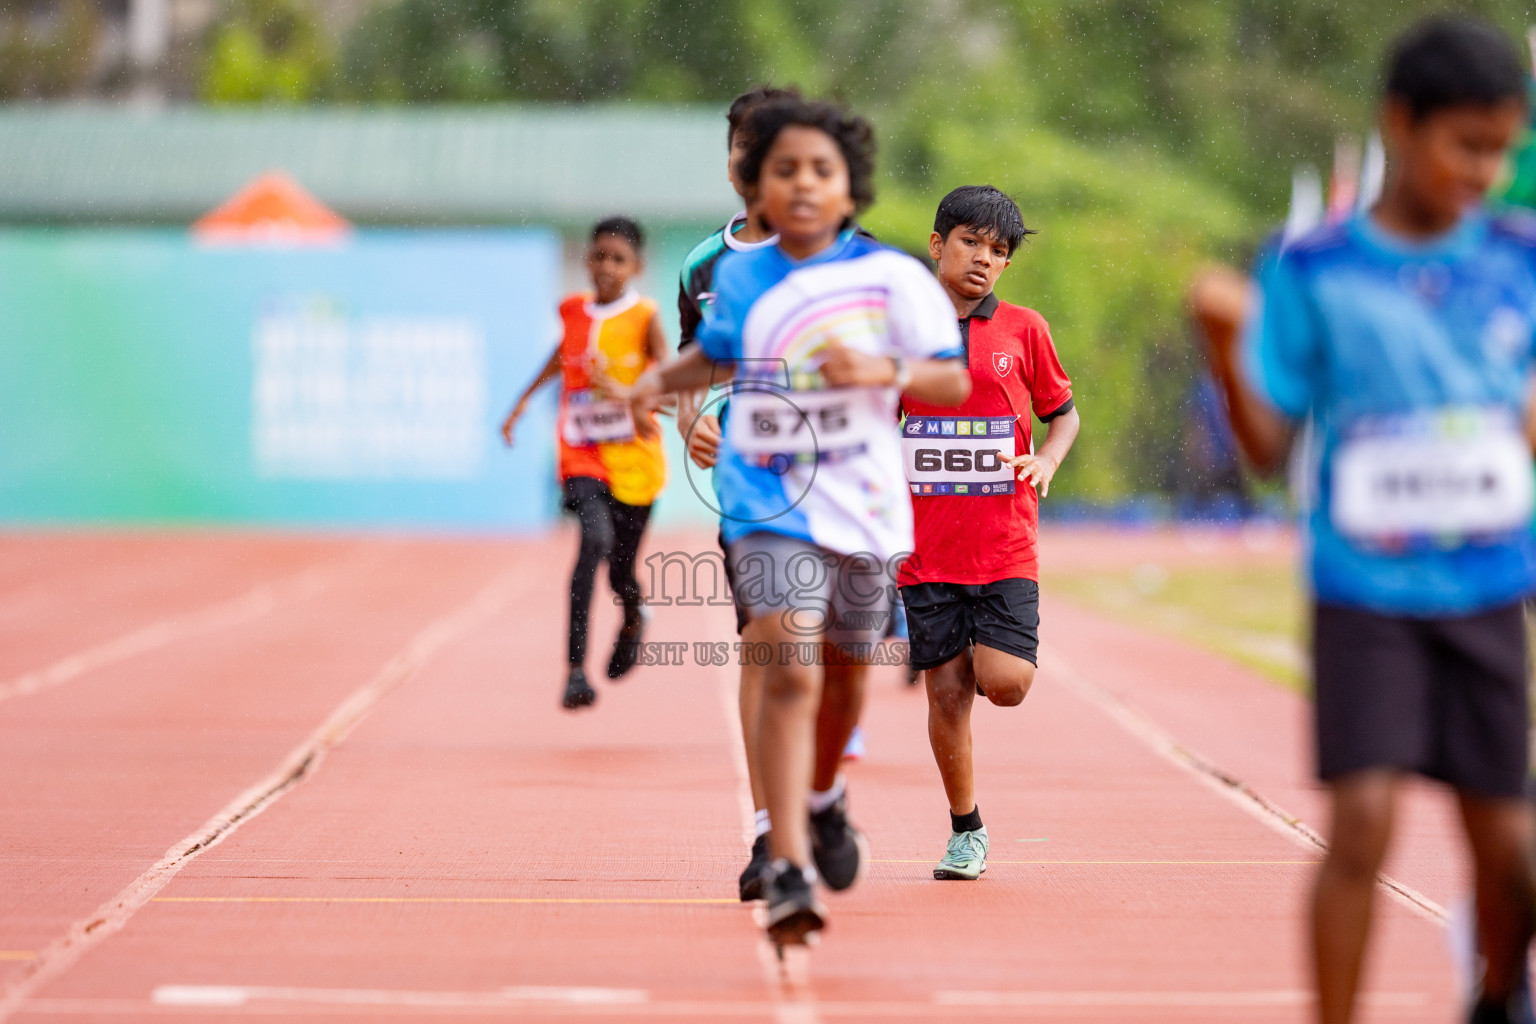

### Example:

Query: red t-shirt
xmin=898 ymin=295 xmax=1072 ymax=586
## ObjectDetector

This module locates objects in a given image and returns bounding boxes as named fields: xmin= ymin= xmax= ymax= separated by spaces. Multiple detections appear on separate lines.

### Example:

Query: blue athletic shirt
xmin=1243 ymin=209 xmax=1536 ymax=616
xmin=697 ymin=229 xmax=964 ymax=561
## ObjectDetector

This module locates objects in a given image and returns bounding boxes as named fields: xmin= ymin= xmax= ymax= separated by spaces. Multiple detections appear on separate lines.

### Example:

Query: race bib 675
xmin=726 ymin=387 xmax=873 ymax=464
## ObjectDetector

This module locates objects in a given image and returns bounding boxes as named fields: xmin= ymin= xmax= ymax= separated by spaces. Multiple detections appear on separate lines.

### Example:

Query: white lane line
xmin=17 ymin=989 xmax=1428 ymax=1017
xmin=709 ymin=611 xmax=819 ymax=1024
xmin=1048 ymin=652 xmax=1448 ymax=925
xmin=714 ymin=623 xmax=758 ymax=850
xmin=935 ymin=989 xmax=1425 ymax=1007
xmin=0 ymin=556 xmax=351 ymax=705
xmin=152 ymin=985 xmax=649 ymax=1007
xmin=0 ymin=570 xmax=522 ymax=1024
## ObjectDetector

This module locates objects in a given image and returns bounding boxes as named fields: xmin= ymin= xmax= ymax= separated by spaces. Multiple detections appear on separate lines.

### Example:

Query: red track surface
xmin=0 ymin=527 xmax=1468 ymax=1022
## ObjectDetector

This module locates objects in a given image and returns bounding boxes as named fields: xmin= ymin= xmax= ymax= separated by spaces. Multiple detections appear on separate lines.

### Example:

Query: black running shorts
xmin=719 ymin=528 xmax=751 ymax=635
xmin=900 ymin=578 xmax=1039 ymax=672
xmin=1312 ymin=600 xmax=1530 ymax=799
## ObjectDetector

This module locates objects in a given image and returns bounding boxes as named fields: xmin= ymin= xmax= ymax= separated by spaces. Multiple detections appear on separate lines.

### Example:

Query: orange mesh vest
xmin=556 ymin=291 xmax=666 ymax=507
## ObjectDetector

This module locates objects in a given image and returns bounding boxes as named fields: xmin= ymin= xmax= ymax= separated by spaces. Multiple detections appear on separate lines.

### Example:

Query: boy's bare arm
xmin=1188 ymin=267 xmax=1294 ymax=475
xmin=646 ymin=312 xmax=671 ymax=365
xmin=819 ymin=340 xmax=971 ymax=406
xmin=660 ymin=345 xmax=729 ymax=393
xmin=501 ymin=348 xmax=561 ymax=447
xmin=1007 ymin=406 xmax=1079 ymax=497
xmin=629 ymin=346 xmax=729 ymax=425
xmin=1525 ymin=379 xmax=1536 ymax=451
xmin=899 ymin=357 xmax=971 ymax=407
xmin=675 ymin=387 xmax=702 ymax=436
xmin=641 ymin=315 xmax=682 ymax=414
xmin=674 ymin=386 xmax=721 ymax=468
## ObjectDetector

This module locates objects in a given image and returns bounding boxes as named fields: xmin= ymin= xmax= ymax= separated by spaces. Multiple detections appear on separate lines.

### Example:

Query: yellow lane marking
xmin=872 ymin=859 xmax=1320 ymax=865
xmin=152 ymin=897 xmax=735 ymax=905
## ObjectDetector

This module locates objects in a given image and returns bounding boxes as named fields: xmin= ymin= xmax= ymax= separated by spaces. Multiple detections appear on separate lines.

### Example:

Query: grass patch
xmin=1042 ymin=562 xmax=1308 ymax=692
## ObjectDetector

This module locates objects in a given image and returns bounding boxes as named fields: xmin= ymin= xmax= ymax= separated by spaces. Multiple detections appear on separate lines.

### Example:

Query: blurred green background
xmin=5 ymin=0 xmax=1534 ymax=506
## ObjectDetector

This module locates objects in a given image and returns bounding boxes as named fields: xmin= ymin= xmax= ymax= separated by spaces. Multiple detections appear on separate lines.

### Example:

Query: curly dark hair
xmin=737 ymin=97 xmax=878 ymax=214
xmin=726 ymin=85 xmax=803 ymax=148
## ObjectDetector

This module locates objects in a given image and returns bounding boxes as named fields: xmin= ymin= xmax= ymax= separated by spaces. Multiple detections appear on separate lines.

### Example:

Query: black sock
xmin=950 ymin=805 xmax=982 ymax=834
xmin=1472 ymin=990 xmax=1529 ymax=1024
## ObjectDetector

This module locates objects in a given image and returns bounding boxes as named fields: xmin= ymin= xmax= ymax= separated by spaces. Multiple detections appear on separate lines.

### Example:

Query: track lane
xmin=0 ymin=539 xmax=529 ymax=993
xmin=0 ymin=535 xmax=360 ymax=683
xmin=1040 ymin=528 xmax=1470 ymax=908
xmin=7 ymin=530 xmax=1461 ymax=1023
xmin=0 ymin=568 xmax=525 ymax=1020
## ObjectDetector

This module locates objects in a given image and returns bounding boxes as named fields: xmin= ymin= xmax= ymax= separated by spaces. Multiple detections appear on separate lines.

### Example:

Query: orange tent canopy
xmin=193 ymin=171 xmax=350 ymax=244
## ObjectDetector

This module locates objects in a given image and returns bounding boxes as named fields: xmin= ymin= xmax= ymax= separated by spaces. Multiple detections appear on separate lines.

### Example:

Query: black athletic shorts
xmin=900 ymin=579 xmax=1039 ymax=672
xmin=1313 ymin=600 xmax=1530 ymax=799
xmin=719 ymin=528 xmax=751 ymax=635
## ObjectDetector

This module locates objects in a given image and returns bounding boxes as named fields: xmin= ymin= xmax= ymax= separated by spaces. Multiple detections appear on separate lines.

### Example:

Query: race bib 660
xmin=903 ymin=415 xmax=1017 ymax=496
xmin=1331 ymin=406 xmax=1535 ymax=543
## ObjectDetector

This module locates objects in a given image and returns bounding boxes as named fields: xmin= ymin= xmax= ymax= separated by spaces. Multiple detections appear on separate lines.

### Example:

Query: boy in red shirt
xmin=899 ymin=185 xmax=1079 ymax=880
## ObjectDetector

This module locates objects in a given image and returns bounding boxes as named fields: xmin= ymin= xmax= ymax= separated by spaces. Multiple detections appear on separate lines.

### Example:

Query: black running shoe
xmin=809 ymin=790 xmax=869 ymax=892
xmin=738 ymin=833 xmax=771 ymax=902
xmin=561 ymin=667 xmax=597 ymax=710
xmin=606 ymin=607 xmax=649 ymax=680
xmin=1470 ymin=981 xmax=1535 ymax=1024
xmin=765 ymin=860 xmax=826 ymax=947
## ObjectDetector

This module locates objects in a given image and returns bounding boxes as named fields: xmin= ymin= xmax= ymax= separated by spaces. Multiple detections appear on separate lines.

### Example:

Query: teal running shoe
xmin=933 ymin=826 xmax=988 ymax=880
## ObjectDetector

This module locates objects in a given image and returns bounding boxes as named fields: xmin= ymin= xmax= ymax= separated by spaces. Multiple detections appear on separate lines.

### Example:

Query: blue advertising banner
xmin=0 ymin=230 xmax=561 ymax=530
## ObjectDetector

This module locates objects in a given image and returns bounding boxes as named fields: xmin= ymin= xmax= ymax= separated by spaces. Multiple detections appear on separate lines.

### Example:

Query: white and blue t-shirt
xmin=1244 ymin=209 xmax=1536 ymax=616
xmin=697 ymin=230 xmax=964 ymax=561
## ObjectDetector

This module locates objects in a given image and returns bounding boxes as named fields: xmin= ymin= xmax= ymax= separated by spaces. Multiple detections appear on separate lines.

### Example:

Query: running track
xmin=0 ymin=527 xmax=1470 ymax=1021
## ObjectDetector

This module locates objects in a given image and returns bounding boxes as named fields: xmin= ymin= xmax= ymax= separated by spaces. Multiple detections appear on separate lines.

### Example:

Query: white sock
xmin=807 ymin=773 xmax=846 ymax=815
xmin=753 ymin=808 xmax=771 ymax=838
xmin=770 ymin=857 xmax=817 ymax=884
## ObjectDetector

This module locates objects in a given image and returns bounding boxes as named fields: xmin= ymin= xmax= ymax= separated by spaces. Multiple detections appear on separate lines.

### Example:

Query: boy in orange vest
xmin=502 ymin=217 xmax=669 ymax=709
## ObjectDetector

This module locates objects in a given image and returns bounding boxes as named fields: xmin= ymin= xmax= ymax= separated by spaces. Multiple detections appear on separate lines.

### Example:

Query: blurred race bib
xmin=728 ymin=388 xmax=864 ymax=461
xmin=1331 ymin=406 xmax=1534 ymax=542
xmin=563 ymin=389 xmax=635 ymax=446
xmin=902 ymin=415 xmax=1017 ymax=496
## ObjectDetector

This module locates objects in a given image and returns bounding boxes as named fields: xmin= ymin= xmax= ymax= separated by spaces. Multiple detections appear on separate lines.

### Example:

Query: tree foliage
xmin=196 ymin=0 xmax=1536 ymax=497
xmin=0 ymin=0 xmax=101 ymax=98
xmin=202 ymin=0 xmax=332 ymax=103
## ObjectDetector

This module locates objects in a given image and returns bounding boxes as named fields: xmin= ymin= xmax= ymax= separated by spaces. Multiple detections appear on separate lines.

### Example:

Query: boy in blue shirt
xmin=1193 ymin=17 xmax=1536 ymax=1024
xmin=674 ymin=85 xmax=794 ymax=903
xmin=629 ymin=96 xmax=970 ymax=948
